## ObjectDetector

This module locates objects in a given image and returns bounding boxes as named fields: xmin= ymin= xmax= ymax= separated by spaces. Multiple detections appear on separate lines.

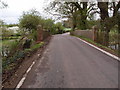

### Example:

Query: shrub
xmin=2 ymin=51 xmax=25 ymax=70
xmin=19 ymin=9 xmax=42 ymax=33
xmin=2 ymin=40 xmax=19 ymax=57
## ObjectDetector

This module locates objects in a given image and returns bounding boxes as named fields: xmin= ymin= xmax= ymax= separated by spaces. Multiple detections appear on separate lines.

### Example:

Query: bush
xmin=24 ymin=42 xmax=44 ymax=53
xmin=29 ymin=30 xmax=37 ymax=41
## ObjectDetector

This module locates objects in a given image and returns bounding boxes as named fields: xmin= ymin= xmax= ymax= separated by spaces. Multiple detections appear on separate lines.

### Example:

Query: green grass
xmin=0 ymin=35 xmax=21 ymax=50
xmin=24 ymin=42 xmax=44 ymax=53
xmin=2 ymin=36 xmax=21 ymax=40
xmin=0 ymin=35 xmax=21 ymax=45
xmin=3 ymin=41 xmax=45 ymax=71
xmin=0 ymin=39 xmax=17 ymax=52
xmin=0 ymin=39 xmax=19 ymax=50
xmin=31 ymin=42 xmax=44 ymax=50
xmin=1 ymin=39 xmax=15 ymax=45
xmin=63 ymin=28 xmax=72 ymax=31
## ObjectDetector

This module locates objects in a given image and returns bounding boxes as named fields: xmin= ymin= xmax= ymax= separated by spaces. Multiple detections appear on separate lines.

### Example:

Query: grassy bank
xmin=2 ymin=41 xmax=44 ymax=71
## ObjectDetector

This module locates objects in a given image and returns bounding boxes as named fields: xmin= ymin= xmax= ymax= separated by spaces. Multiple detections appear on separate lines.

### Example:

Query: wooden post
xmin=92 ymin=26 xmax=98 ymax=42
xmin=37 ymin=25 xmax=43 ymax=43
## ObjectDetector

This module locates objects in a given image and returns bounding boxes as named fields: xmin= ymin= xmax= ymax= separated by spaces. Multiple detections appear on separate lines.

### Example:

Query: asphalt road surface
xmin=21 ymin=33 xmax=119 ymax=88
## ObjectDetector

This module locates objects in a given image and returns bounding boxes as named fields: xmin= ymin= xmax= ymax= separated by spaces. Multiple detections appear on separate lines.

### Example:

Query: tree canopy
xmin=19 ymin=10 xmax=42 ymax=32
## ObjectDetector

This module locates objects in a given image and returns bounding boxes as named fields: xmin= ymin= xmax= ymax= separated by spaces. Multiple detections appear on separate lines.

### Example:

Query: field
xmin=1 ymin=36 xmax=21 ymax=57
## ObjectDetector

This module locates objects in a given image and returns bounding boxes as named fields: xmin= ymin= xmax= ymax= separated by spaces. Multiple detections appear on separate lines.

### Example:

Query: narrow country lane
xmin=20 ymin=33 xmax=119 ymax=88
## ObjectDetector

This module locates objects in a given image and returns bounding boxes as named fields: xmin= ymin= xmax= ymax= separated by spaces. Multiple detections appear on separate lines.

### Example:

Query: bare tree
xmin=0 ymin=0 xmax=8 ymax=9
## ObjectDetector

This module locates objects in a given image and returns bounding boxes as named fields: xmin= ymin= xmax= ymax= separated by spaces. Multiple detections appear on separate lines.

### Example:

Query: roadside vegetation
xmin=1 ymin=8 xmax=66 ymax=82
xmin=73 ymin=35 xmax=118 ymax=56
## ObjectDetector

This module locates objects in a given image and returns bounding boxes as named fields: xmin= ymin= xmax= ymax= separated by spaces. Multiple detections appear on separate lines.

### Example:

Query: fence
xmin=71 ymin=29 xmax=95 ymax=40
xmin=71 ymin=27 xmax=119 ymax=51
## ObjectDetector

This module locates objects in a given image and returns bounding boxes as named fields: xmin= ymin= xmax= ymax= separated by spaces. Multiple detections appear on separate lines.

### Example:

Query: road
xmin=20 ymin=33 xmax=119 ymax=88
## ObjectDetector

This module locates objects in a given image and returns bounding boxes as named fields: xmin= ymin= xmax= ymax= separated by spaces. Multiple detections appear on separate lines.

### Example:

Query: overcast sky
xmin=0 ymin=0 xmax=52 ymax=24
xmin=1 ymin=0 xmax=116 ymax=24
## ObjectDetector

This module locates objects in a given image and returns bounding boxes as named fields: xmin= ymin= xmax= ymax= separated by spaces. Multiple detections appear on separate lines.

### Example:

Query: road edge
xmin=75 ymin=36 xmax=120 ymax=61
xmin=15 ymin=37 xmax=52 ymax=89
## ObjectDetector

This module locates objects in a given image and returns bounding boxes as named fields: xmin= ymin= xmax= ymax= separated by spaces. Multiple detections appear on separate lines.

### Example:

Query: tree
xmin=55 ymin=22 xmax=64 ymax=34
xmin=45 ymin=1 xmax=97 ymax=30
xmin=71 ymin=2 xmax=87 ymax=30
xmin=44 ymin=19 xmax=54 ymax=31
xmin=45 ymin=2 xmax=81 ymax=30
xmin=19 ymin=9 xmax=42 ymax=33
xmin=70 ymin=2 xmax=98 ymax=29
xmin=45 ymin=2 xmax=76 ymax=30
xmin=98 ymin=1 xmax=120 ymax=46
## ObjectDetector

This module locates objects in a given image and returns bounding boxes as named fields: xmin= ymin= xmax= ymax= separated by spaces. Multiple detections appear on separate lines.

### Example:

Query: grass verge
xmin=73 ymin=35 xmax=118 ymax=56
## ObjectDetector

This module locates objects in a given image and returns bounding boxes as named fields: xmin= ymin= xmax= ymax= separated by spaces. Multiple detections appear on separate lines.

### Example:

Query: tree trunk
xmin=118 ymin=12 xmax=120 ymax=57
xmin=98 ymin=2 xmax=110 ymax=46
xmin=72 ymin=13 xmax=77 ymax=31
xmin=80 ymin=2 xmax=87 ymax=30
xmin=72 ymin=24 xmax=76 ymax=31
xmin=79 ymin=15 xmax=87 ymax=30
xmin=73 ymin=2 xmax=87 ymax=30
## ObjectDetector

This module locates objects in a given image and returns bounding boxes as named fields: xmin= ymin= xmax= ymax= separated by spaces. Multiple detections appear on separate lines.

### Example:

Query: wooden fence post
xmin=92 ymin=26 xmax=98 ymax=42
xmin=37 ymin=25 xmax=43 ymax=43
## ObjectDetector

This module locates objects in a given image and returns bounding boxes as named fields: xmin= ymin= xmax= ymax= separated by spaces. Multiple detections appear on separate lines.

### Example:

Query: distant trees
xmin=5 ymin=24 xmax=19 ymax=27
xmin=19 ymin=9 xmax=64 ymax=35
xmin=43 ymin=19 xmax=64 ymax=34
xmin=44 ymin=19 xmax=55 ymax=32
xmin=55 ymin=22 xmax=64 ymax=34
